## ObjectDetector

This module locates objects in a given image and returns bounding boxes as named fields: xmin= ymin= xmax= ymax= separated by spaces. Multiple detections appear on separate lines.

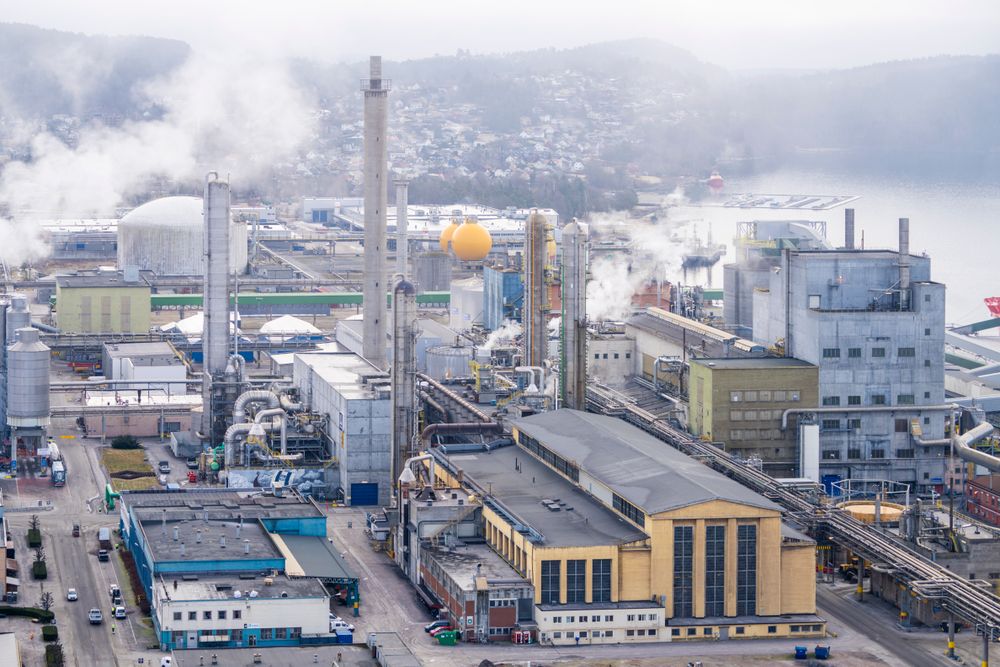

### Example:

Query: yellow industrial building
xmin=55 ymin=273 xmax=151 ymax=334
xmin=434 ymin=409 xmax=824 ymax=645
xmin=688 ymin=357 xmax=819 ymax=477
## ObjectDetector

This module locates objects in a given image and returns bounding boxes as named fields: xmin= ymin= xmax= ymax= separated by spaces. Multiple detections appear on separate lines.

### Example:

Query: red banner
xmin=987 ymin=297 xmax=1000 ymax=318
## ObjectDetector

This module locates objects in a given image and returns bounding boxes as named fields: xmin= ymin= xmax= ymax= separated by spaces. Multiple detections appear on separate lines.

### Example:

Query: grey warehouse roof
xmin=511 ymin=410 xmax=781 ymax=515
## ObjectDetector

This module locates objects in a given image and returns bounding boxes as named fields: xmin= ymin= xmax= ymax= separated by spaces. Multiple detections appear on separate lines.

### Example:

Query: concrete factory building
xmin=435 ymin=410 xmax=824 ymax=645
xmin=292 ymin=352 xmax=391 ymax=506
xmin=54 ymin=272 xmax=151 ymax=334
xmin=118 ymin=489 xmax=359 ymax=651
xmin=117 ymin=196 xmax=248 ymax=277
xmin=688 ymin=357 xmax=819 ymax=477
xmin=752 ymin=219 xmax=947 ymax=495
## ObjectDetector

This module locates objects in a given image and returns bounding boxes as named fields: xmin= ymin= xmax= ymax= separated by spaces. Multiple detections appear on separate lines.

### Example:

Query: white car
xmin=66 ymin=588 xmax=78 ymax=602
xmin=113 ymin=605 xmax=127 ymax=619
xmin=328 ymin=613 xmax=354 ymax=632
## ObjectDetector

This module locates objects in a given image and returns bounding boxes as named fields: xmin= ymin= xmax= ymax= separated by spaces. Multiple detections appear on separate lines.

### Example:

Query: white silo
xmin=117 ymin=196 xmax=247 ymax=276
xmin=7 ymin=328 xmax=50 ymax=429
xmin=5 ymin=295 xmax=30 ymax=342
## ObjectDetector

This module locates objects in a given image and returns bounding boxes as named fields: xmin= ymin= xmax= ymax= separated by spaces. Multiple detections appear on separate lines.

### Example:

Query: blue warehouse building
xmin=118 ymin=489 xmax=358 ymax=651
xmin=483 ymin=263 xmax=523 ymax=331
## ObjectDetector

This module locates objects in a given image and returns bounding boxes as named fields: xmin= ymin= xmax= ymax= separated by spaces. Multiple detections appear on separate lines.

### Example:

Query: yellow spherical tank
xmin=450 ymin=218 xmax=493 ymax=261
xmin=439 ymin=219 xmax=460 ymax=253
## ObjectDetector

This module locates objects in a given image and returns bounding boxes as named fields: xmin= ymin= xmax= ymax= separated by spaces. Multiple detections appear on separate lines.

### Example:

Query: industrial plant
xmin=3 ymin=52 xmax=1000 ymax=667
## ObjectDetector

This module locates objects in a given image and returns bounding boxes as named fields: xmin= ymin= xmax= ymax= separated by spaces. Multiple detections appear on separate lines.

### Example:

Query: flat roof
xmin=293 ymin=352 xmax=389 ymax=400
xmin=512 ymin=410 xmax=781 ymax=515
xmin=690 ymin=357 xmax=816 ymax=370
xmin=55 ymin=273 xmax=148 ymax=288
xmin=155 ymin=573 xmax=325 ymax=602
xmin=273 ymin=534 xmax=356 ymax=581
xmin=537 ymin=600 xmax=662 ymax=612
xmin=448 ymin=446 xmax=649 ymax=548
xmin=123 ymin=489 xmax=323 ymax=522
xmin=104 ymin=341 xmax=180 ymax=360
xmin=142 ymin=518 xmax=281 ymax=563
xmin=424 ymin=542 xmax=525 ymax=592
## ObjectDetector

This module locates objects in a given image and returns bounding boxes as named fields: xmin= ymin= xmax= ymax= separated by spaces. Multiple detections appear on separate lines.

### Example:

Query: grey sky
xmin=2 ymin=0 xmax=998 ymax=69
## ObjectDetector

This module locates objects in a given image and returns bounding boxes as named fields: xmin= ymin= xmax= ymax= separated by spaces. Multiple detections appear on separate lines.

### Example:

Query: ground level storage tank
xmin=425 ymin=345 xmax=473 ymax=381
xmin=7 ymin=327 xmax=50 ymax=427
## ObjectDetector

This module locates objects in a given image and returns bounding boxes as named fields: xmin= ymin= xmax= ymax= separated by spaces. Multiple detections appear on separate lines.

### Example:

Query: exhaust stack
xmin=898 ymin=217 xmax=910 ymax=310
xmin=362 ymin=55 xmax=391 ymax=369
xmin=844 ymin=209 xmax=855 ymax=250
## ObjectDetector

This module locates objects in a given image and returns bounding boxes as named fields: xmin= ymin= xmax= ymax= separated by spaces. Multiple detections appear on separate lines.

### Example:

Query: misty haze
xmin=0 ymin=3 xmax=998 ymax=667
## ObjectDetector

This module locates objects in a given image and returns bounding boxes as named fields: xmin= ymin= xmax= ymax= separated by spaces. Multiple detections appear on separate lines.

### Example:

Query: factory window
xmin=744 ymin=410 xmax=757 ymax=420
xmin=626 ymin=353 xmax=631 ymax=359
xmin=730 ymin=391 xmax=742 ymax=403
xmin=925 ymin=328 xmax=931 ymax=336
xmin=848 ymin=418 xmax=862 ymax=429
xmin=541 ymin=561 xmax=561 ymax=604
xmin=822 ymin=348 xmax=840 ymax=358
xmin=768 ymin=625 xmax=777 ymax=634
xmin=925 ymin=360 xmax=931 ymax=367
xmin=604 ymin=615 xmax=613 ymax=622
xmin=614 ymin=353 xmax=620 ymax=359
xmin=594 ymin=353 xmax=600 ymax=359
xmin=626 ymin=629 xmax=635 ymax=637
xmin=730 ymin=410 xmax=743 ymax=421
xmin=188 ymin=612 xmax=196 ymax=621
xmin=233 ymin=610 xmax=241 ymax=620
xmin=566 ymin=560 xmax=586 ymax=604
xmin=672 ymin=629 xmax=681 ymax=637
xmin=848 ymin=395 xmax=861 ymax=406
xmin=737 ymin=524 xmax=757 ymax=616
xmin=674 ymin=525 xmax=694 ymax=617
xmin=218 ymin=610 xmax=227 ymax=620
xmin=871 ymin=394 xmax=887 ymax=405
xmin=289 ymin=627 xmax=301 ymax=639
xmin=172 ymin=612 xmax=181 ymax=621
xmin=872 ymin=347 xmax=886 ymax=358
xmin=261 ymin=628 xmax=273 ymax=640
xmin=773 ymin=390 xmax=786 ymax=401
xmin=789 ymin=391 xmax=800 ymax=402
xmin=551 ymin=631 xmax=561 ymax=639
xmin=822 ymin=450 xmax=840 ymax=460
xmin=759 ymin=390 xmax=772 ymax=401
xmin=687 ymin=628 xmax=697 ymax=636
xmin=745 ymin=390 xmax=758 ymax=402
xmin=627 ymin=614 xmax=636 ymax=622
xmin=897 ymin=394 xmax=915 ymax=405
xmin=736 ymin=627 xmax=745 ymax=635
xmin=898 ymin=347 xmax=916 ymax=358
xmin=552 ymin=616 xmax=562 ymax=624
xmin=896 ymin=449 xmax=915 ymax=459
xmin=602 ymin=353 xmax=608 ymax=359
xmin=275 ymin=628 xmax=287 ymax=639
xmin=592 ymin=559 xmax=611 ymax=603
xmin=822 ymin=396 xmax=840 ymax=406
xmin=613 ymin=494 xmax=645 ymax=527
xmin=925 ymin=294 xmax=931 ymax=302
xmin=821 ymin=419 xmax=840 ymax=430
xmin=808 ymin=295 xmax=821 ymax=308
xmin=895 ymin=419 xmax=908 ymax=433
xmin=704 ymin=627 xmax=713 ymax=636
xmin=705 ymin=525 xmax=726 ymax=617
xmin=203 ymin=611 xmax=212 ymax=620
xmin=871 ymin=449 xmax=885 ymax=459
xmin=924 ymin=416 xmax=930 ymax=424
xmin=924 ymin=391 xmax=931 ymax=400
xmin=848 ymin=347 xmax=862 ymax=358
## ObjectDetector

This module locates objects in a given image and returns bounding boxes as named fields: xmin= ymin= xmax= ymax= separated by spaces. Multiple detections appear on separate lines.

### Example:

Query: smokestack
xmin=180 ymin=542 xmax=185 ymax=557
xmin=173 ymin=525 xmax=179 ymax=541
xmin=202 ymin=172 xmax=231 ymax=443
xmin=220 ymin=535 xmax=226 ymax=549
xmin=898 ymin=218 xmax=910 ymax=309
xmin=524 ymin=210 xmax=550 ymax=367
xmin=844 ymin=209 xmax=855 ymax=250
xmin=244 ymin=539 xmax=250 ymax=555
xmin=560 ymin=220 xmax=589 ymax=411
xmin=395 ymin=179 xmax=409 ymax=280
xmin=391 ymin=279 xmax=418 ymax=492
xmin=362 ymin=55 xmax=391 ymax=369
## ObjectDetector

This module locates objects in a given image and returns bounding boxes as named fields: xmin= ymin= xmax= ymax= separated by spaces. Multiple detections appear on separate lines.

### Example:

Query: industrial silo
xmin=449 ymin=276 xmax=484 ymax=331
xmin=117 ymin=196 xmax=247 ymax=276
xmin=414 ymin=252 xmax=452 ymax=292
xmin=6 ymin=328 xmax=50 ymax=428
xmin=425 ymin=344 xmax=473 ymax=381
xmin=5 ymin=294 xmax=30 ymax=343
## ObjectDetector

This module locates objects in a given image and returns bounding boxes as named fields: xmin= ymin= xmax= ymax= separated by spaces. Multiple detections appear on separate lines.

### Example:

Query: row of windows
xmin=729 ymin=429 xmax=783 ymax=441
xmin=540 ymin=559 xmax=612 ymax=605
xmin=674 ymin=526 xmax=693 ymax=617
xmin=612 ymin=494 xmax=645 ymax=527
xmin=551 ymin=612 xmax=659 ymax=624
xmin=822 ymin=346 xmax=915 ymax=359
xmin=729 ymin=409 xmax=785 ymax=421
xmin=730 ymin=390 xmax=801 ymax=403
xmin=519 ymin=434 xmax=580 ymax=483
xmin=550 ymin=629 xmax=626 ymax=639
xmin=705 ymin=525 xmax=725 ymax=617
xmin=488 ymin=599 xmax=516 ymax=607
xmin=173 ymin=609 xmax=243 ymax=622
xmin=737 ymin=525 xmax=757 ymax=616
xmin=593 ymin=352 xmax=631 ymax=360
xmin=171 ymin=627 xmax=302 ymax=643
xmin=488 ymin=626 xmax=514 ymax=636
xmin=823 ymin=448 xmax=914 ymax=460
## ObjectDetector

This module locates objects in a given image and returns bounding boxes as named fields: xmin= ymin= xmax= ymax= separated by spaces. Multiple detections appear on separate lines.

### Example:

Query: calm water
xmin=669 ymin=167 xmax=1000 ymax=324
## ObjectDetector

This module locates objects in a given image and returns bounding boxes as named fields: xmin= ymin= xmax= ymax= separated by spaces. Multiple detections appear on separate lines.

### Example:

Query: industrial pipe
xmin=279 ymin=394 xmax=303 ymax=412
xmin=781 ymin=404 xmax=958 ymax=430
xmin=952 ymin=422 xmax=997 ymax=471
xmin=514 ymin=366 xmax=545 ymax=390
xmin=418 ymin=390 xmax=452 ymax=422
xmin=30 ymin=320 xmax=60 ymax=333
xmin=402 ymin=453 xmax=434 ymax=488
xmin=233 ymin=390 xmax=279 ymax=424
xmin=255 ymin=408 xmax=288 ymax=455
xmin=420 ymin=422 xmax=504 ymax=448
xmin=416 ymin=373 xmax=491 ymax=423
xmin=652 ymin=356 xmax=682 ymax=395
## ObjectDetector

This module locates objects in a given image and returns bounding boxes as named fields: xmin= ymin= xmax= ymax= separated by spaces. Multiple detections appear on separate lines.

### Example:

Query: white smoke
xmin=547 ymin=316 xmax=561 ymax=335
xmin=482 ymin=319 xmax=522 ymax=351
xmin=585 ymin=212 xmax=697 ymax=321
xmin=0 ymin=49 xmax=317 ymax=266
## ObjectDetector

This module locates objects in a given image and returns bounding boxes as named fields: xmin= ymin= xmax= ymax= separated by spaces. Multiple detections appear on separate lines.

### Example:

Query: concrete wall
xmin=588 ymin=336 xmax=634 ymax=387
xmin=84 ymin=411 xmax=193 ymax=438
xmin=56 ymin=285 xmax=151 ymax=334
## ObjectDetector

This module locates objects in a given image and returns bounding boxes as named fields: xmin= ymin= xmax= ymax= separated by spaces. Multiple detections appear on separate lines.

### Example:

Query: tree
xmin=29 ymin=514 xmax=39 ymax=531
xmin=32 ymin=547 xmax=48 ymax=580
xmin=45 ymin=642 xmax=65 ymax=666
xmin=110 ymin=435 xmax=140 ymax=450
xmin=38 ymin=589 xmax=54 ymax=613
xmin=34 ymin=546 xmax=46 ymax=565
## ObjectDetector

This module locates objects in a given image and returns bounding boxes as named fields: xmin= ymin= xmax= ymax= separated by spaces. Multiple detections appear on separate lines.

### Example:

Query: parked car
xmin=97 ymin=549 xmax=109 ymax=562
xmin=109 ymin=584 xmax=121 ymax=602
xmin=429 ymin=625 xmax=454 ymax=638
xmin=158 ymin=461 xmax=171 ymax=475
xmin=185 ymin=458 xmax=199 ymax=470
xmin=88 ymin=608 xmax=103 ymax=625
xmin=71 ymin=524 xmax=80 ymax=537
xmin=66 ymin=588 xmax=78 ymax=602
xmin=329 ymin=616 xmax=354 ymax=632
xmin=112 ymin=605 xmax=126 ymax=619
xmin=425 ymin=619 xmax=451 ymax=633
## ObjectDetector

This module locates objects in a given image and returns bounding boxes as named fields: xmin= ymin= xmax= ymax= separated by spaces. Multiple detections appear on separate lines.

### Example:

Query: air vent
xmin=181 ymin=575 xmax=199 ymax=581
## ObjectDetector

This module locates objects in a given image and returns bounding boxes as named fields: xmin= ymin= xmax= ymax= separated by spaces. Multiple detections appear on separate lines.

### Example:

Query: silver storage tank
xmin=6 ymin=294 xmax=30 ymax=342
xmin=425 ymin=345 xmax=472 ymax=381
xmin=7 ymin=327 xmax=50 ymax=427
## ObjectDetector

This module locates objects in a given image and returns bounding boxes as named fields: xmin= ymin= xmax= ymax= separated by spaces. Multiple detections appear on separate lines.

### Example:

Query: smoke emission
xmin=0 ymin=50 xmax=317 ymax=266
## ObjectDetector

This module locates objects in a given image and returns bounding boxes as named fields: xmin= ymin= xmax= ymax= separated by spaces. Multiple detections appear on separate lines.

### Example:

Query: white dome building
xmin=117 ymin=196 xmax=248 ymax=276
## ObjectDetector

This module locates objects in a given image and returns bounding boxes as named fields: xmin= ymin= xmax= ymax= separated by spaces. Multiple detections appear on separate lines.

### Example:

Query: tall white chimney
xmin=898 ymin=217 xmax=910 ymax=310
xmin=395 ymin=179 xmax=409 ymax=281
xmin=362 ymin=56 xmax=391 ymax=369
xmin=202 ymin=172 xmax=231 ymax=441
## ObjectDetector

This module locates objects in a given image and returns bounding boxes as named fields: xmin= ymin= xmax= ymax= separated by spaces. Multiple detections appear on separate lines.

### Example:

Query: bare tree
xmin=34 ymin=546 xmax=46 ymax=565
xmin=38 ymin=588 xmax=54 ymax=612
xmin=29 ymin=514 xmax=39 ymax=531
